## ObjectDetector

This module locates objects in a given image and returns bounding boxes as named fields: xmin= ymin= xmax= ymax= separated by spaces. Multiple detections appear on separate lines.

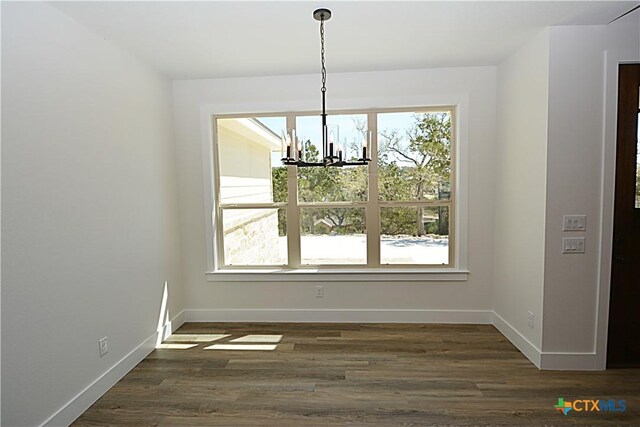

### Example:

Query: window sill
xmin=206 ymin=268 xmax=469 ymax=282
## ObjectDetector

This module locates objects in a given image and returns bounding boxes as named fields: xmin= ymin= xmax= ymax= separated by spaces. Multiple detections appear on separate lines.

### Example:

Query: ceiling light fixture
xmin=281 ymin=8 xmax=371 ymax=168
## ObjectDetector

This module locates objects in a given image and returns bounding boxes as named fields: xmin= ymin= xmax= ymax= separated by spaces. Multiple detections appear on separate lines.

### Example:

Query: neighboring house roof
xmin=250 ymin=118 xmax=282 ymax=141
xmin=218 ymin=118 xmax=281 ymax=150
xmin=314 ymin=218 xmax=335 ymax=229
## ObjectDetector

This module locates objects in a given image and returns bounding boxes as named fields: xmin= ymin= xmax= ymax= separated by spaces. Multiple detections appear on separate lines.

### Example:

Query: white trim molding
xmin=539 ymin=352 xmax=598 ymax=371
xmin=491 ymin=312 xmax=542 ymax=368
xmin=183 ymin=308 xmax=491 ymax=324
xmin=491 ymin=311 xmax=602 ymax=371
xmin=206 ymin=269 xmax=469 ymax=282
xmin=41 ymin=311 xmax=186 ymax=427
xmin=200 ymin=93 xmax=470 ymax=276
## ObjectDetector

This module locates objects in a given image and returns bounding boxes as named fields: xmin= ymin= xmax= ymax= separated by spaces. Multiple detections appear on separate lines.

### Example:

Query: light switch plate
xmin=563 ymin=215 xmax=586 ymax=231
xmin=562 ymin=237 xmax=585 ymax=254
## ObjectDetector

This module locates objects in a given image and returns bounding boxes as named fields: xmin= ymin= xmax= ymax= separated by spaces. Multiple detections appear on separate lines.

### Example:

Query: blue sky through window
xmin=257 ymin=111 xmax=450 ymax=166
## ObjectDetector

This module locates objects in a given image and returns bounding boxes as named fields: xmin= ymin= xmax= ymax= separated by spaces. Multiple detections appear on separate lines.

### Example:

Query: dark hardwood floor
xmin=74 ymin=323 xmax=640 ymax=426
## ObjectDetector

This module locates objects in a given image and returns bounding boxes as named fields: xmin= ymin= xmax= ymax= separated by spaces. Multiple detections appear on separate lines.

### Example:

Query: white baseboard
xmin=183 ymin=308 xmax=493 ymax=324
xmin=490 ymin=311 xmax=542 ymax=368
xmin=41 ymin=310 xmax=186 ymax=427
xmin=539 ymin=352 xmax=598 ymax=370
xmin=171 ymin=309 xmax=186 ymax=331
xmin=490 ymin=311 xmax=602 ymax=371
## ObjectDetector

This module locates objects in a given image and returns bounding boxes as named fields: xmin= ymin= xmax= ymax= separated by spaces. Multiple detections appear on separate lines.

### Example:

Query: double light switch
xmin=562 ymin=215 xmax=586 ymax=254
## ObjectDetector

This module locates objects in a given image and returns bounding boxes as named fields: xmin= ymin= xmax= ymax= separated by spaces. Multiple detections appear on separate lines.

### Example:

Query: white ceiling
xmin=50 ymin=1 xmax=638 ymax=79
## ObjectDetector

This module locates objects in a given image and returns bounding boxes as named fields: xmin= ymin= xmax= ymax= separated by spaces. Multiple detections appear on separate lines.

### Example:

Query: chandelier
xmin=281 ymin=8 xmax=371 ymax=168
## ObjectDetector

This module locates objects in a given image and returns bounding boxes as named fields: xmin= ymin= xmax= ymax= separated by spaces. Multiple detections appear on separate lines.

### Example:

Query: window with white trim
xmin=213 ymin=107 xmax=455 ymax=269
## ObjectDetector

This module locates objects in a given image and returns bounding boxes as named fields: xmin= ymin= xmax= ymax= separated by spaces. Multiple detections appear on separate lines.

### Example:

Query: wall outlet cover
xmin=99 ymin=337 xmax=108 ymax=357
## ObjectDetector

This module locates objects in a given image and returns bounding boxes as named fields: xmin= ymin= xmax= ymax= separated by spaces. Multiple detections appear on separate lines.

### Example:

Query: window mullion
xmin=219 ymin=202 xmax=288 ymax=209
xmin=212 ymin=119 xmax=225 ymax=269
xmin=378 ymin=200 xmax=452 ymax=207
xmin=449 ymin=109 xmax=457 ymax=268
xmin=297 ymin=201 xmax=368 ymax=209
xmin=286 ymin=115 xmax=301 ymax=268
xmin=366 ymin=112 xmax=381 ymax=267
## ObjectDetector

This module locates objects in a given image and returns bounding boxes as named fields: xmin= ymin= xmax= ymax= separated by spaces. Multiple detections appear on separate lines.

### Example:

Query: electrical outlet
xmin=562 ymin=215 xmax=586 ymax=231
xmin=527 ymin=311 xmax=535 ymax=329
xmin=99 ymin=336 xmax=108 ymax=357
xmin=562 ymin=237 xmax=585 ymax=254
xmin=315 ymin=286 xmax=324 ymax=298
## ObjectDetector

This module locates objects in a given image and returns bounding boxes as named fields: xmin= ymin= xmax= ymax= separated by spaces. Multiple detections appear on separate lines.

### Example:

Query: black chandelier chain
xmin=281 ymin=8 xmax=371 ymax=168
xmin=320 ymin=17 xmax=326 ymax=94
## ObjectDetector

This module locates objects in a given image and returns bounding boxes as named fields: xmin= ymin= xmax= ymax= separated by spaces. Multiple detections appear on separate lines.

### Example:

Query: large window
xmin=213 ymin=108 xmax=455 ymax=269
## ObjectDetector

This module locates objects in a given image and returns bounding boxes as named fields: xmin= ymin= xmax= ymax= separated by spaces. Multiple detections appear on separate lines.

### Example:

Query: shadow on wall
xmin=156 ymin=281 xmax=172 ymax=347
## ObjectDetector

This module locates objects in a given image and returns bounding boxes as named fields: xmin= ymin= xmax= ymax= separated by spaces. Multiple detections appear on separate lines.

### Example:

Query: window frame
xmin=202 ymin=94 xmax=470 ymax=282
xmin=211 ymin=106 xmax=458 ymax=272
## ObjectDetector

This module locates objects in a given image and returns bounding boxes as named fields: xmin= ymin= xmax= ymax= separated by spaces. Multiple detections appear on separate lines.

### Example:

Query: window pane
xmin=222 ymin=208 xmax=286 ymax=266
xmin=300 ymin=207 xmax=366 ymax=264
xmin=217 ymin=117 xmax=287 ymax=203
xmin=296 ymin=114 xmax=368 ymax=202
xmin=378 ymin=111 xmax=452 ymax=202
xmin=380 ymin=206 xmax=449 ymax=265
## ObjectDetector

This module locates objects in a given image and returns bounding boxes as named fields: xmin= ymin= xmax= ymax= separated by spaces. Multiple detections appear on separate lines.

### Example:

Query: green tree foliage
xmin=271 ymin=167 xmax=287 ymax=203
xmin=271 ymin=113 xmax=451 ymax=237
xmin=379 ymin=112 xmax=451 ymax=235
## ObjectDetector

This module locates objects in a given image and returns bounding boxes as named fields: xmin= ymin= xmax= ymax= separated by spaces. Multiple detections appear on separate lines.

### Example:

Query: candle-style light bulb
xmin=329 ymin=131 xmax=335 ymax=158
xmin=291 ymin=129 xmax=298 ymax=157
xmin=338 ymin=143 xmax=343 ymax=162
xmin=297 ymin=138 xmax=302 ymax=161
xmin=323 ymin=125 xmax=328 ymax=157
xmin=285 ymin=134 xmax=292 ymax=159
xmin=362 ymin=134 xmax=368 ymax=160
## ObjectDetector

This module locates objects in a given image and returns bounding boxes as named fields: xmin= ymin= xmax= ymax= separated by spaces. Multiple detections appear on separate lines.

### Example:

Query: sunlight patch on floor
xmin=156 ymin=343 xmax=198 ymax=350
xmin=165 ymin=334 xmax=230 ymax=342
xmin=204 ymin=344 xmax=277 ymax=351
xmin=230 ymin=334 xmax=282 ymax=343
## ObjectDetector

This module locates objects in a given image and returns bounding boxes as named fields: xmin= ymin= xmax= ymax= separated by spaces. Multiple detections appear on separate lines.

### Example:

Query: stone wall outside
xmin=224 ymin=210 xmax=281 ymax=265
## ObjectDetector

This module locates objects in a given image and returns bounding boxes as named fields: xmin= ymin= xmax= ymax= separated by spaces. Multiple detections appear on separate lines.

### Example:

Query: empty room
xmin=2 ymin=1 xmax=640 ymax=425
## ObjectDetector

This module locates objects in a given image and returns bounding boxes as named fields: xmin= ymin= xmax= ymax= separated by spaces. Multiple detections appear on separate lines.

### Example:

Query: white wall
xmin=1 ymin=3 xmax=184 ymax=425
xmin=542 ymin=13 xmax=640 ymax=359
xmin=3 ymin=15 xmax=630 ymax=427
xmin=172 ymin=66 xmax=497 ymax=317
xmin=492 ymin=15 xmax=640 ymax=369
xmin=543 ymin=25 xmax=608 ymax=355
xmin=493 ymin=29 xmax=550 ymax=353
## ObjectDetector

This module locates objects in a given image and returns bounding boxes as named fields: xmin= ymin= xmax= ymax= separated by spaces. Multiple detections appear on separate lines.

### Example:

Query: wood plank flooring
xmin=73 ymin=323 xmax=640 ymax=426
